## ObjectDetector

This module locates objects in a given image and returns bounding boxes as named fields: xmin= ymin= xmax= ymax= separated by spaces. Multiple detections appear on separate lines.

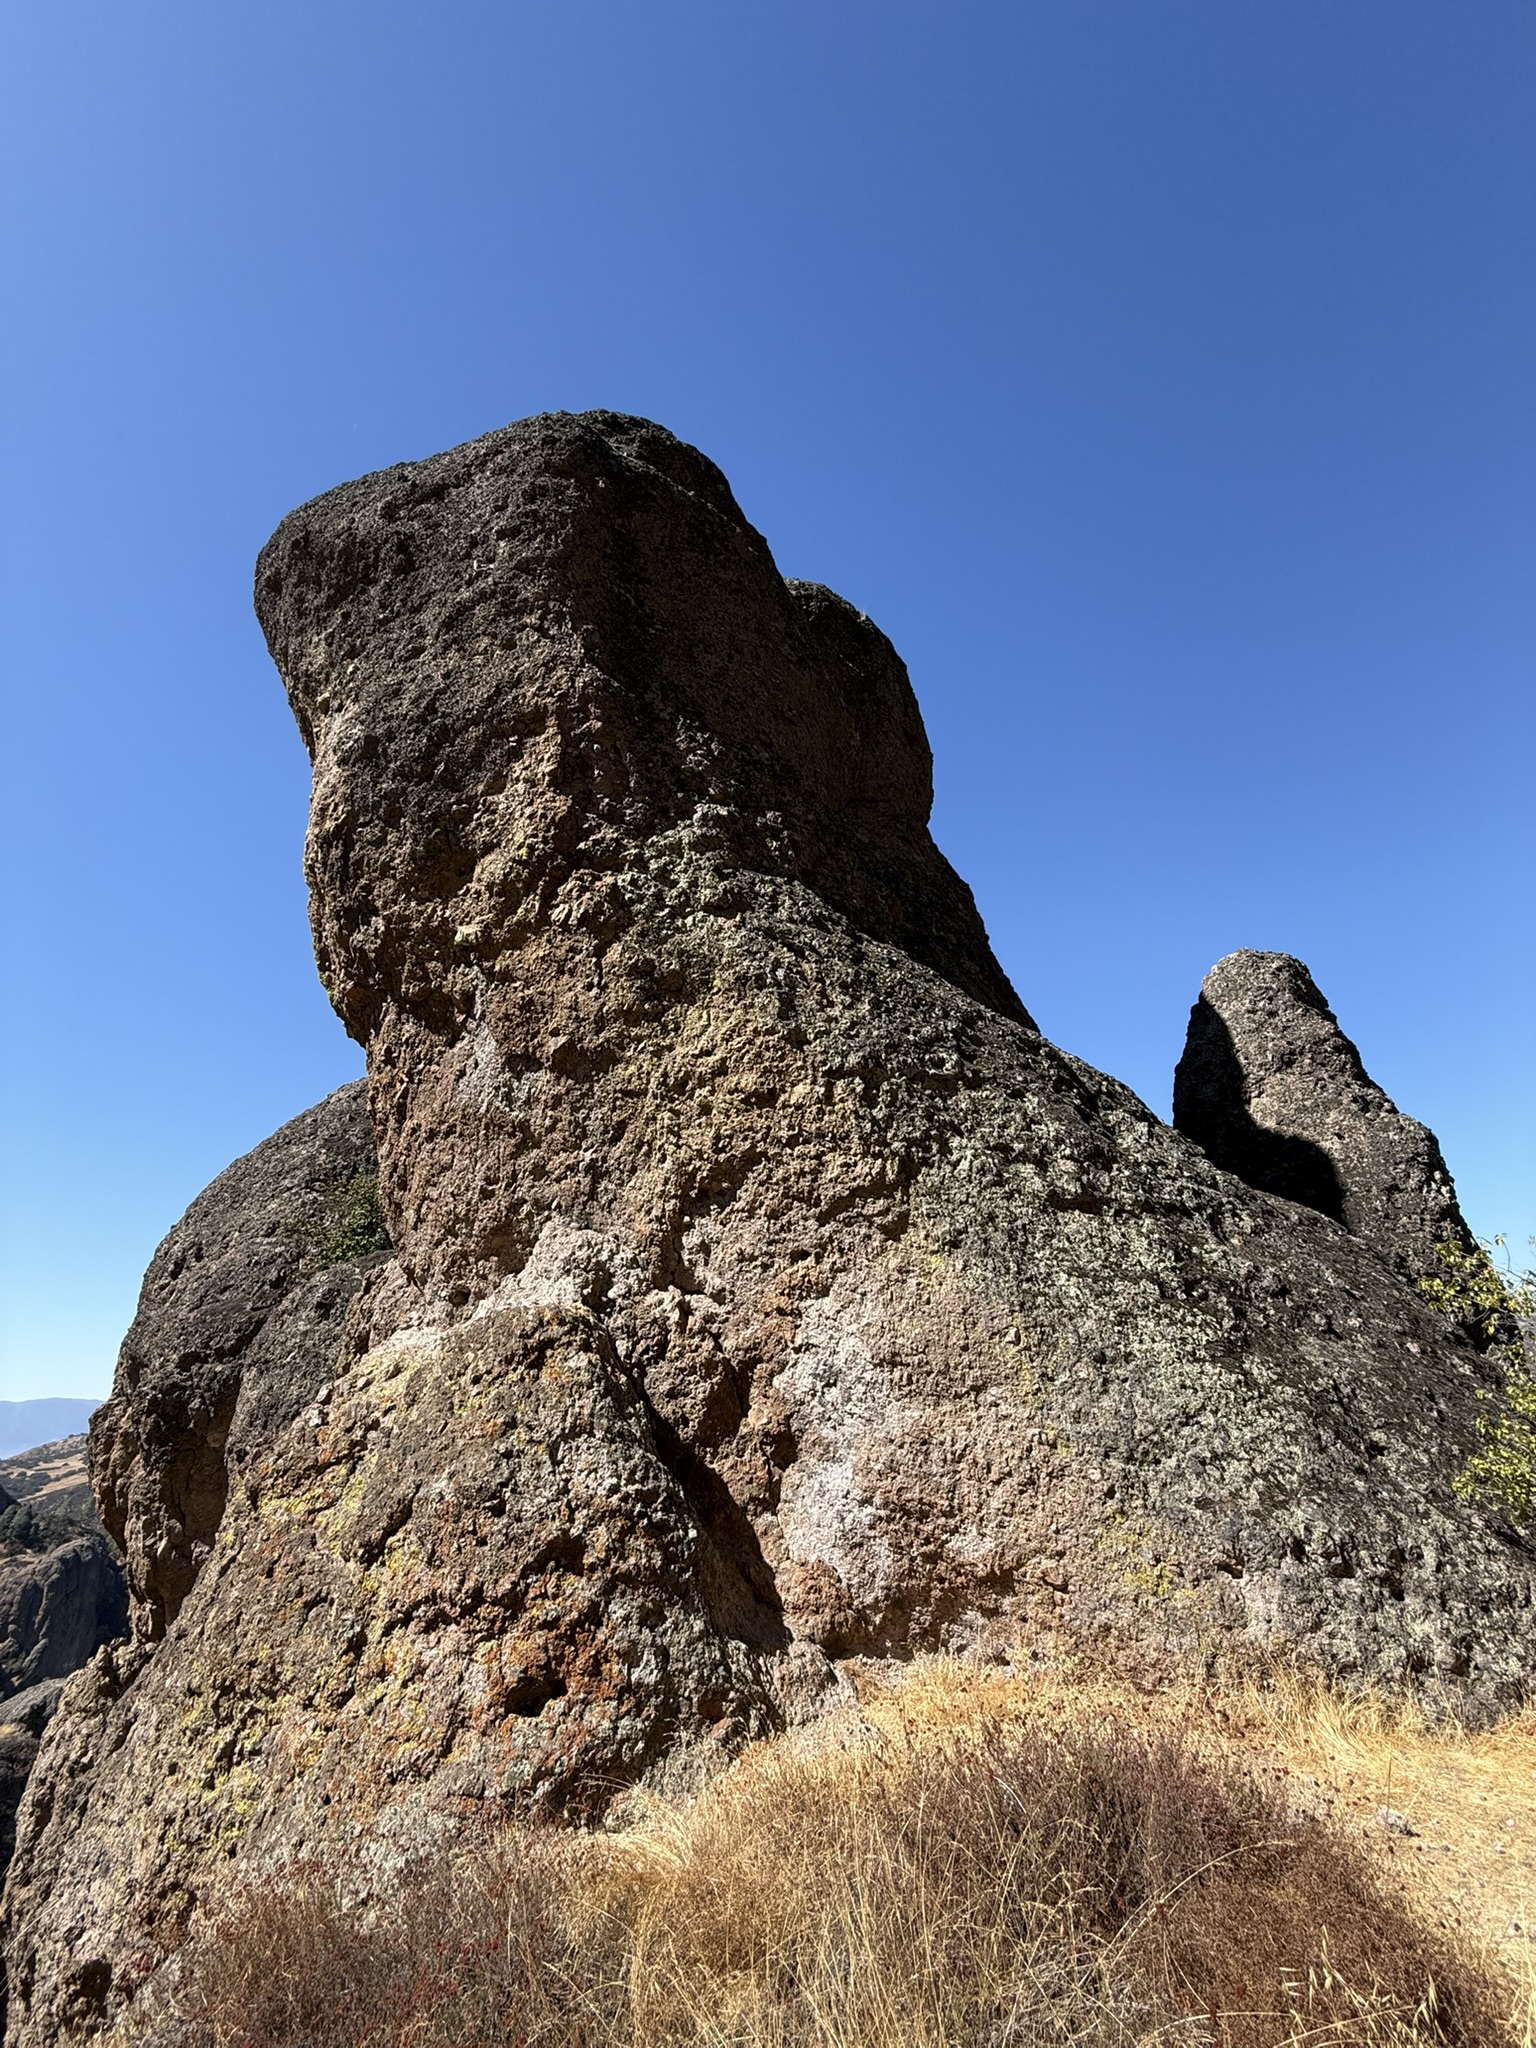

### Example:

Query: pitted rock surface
xmin=1173 ymin=950 xmax=1473 ymax=1280
xmin=90 ymin=1080 xmax=385 ymax=1641
xmin=0 ymin=1456 xmax=126 ymax=2025
xmin=5 ymin=414 xmax=1531 ymax=2046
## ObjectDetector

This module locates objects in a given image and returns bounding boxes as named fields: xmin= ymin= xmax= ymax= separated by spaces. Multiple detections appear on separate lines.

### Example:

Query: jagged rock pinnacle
xmin=1174 ymin=949 xmax=1472 ymax=1280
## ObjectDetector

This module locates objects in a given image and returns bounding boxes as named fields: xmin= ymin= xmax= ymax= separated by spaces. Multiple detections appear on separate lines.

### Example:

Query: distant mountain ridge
xmin=0 ymin=1404 xmax=99 ymax=1461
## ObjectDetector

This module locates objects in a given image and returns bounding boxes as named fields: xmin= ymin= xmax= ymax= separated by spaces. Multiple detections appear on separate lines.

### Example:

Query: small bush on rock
xmin=282 ymin=1171 xmax=391 ymax=1265
xmin=1421 ymin=1238 xmax=1536 ymax=1526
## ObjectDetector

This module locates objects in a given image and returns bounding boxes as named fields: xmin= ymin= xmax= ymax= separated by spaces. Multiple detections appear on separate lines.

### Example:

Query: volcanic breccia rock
xmin=4 ymin=412 xmax=1532 ymax=2044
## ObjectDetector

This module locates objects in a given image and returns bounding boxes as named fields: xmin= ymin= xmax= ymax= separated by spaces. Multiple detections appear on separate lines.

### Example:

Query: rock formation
xmin=0 ymin=1087 xmax=387 ymax=2037
xmin=0 ymin=1514 xmax=124 ymax=1704
xmin=89 ymin=1080 xmax=385 ymax=1641
xmin=0 ymin=1447 xmax=128 ymax=2031
xmin=0 ymin=1688 xmax=64 ymax=1881
xmin=0 ymin=1672 xmax=67 ymax=2031
xmin=1174 ymin=950 xmax=1473 ymax=1281
xmin=4 ymin=413 xmax=1531 ymax=2046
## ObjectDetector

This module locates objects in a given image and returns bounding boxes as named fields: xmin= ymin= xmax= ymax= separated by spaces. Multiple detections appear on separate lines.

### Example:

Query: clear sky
xmin=2 ymin=2 xmax=1532 ymax=1402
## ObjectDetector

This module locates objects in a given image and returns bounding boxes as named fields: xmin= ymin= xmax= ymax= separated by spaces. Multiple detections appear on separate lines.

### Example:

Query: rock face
xmin=0 ymin=1450 xmax=128 ymax=2030
xmin=5 ymin=413 xmax=1532 ymax=2046
xmin=1174 ymin=950 xmax=1473 ymax=1281
xmin=0 ymin=1676 xmax=67 ymax=2032
xmin=0 ymin=1687 xmax=64 ymax=1882
xmin=0 ymin=1087 xmax=388 ymax=2037
xmin=90 ymin=1080 xmax=386 ymax=1641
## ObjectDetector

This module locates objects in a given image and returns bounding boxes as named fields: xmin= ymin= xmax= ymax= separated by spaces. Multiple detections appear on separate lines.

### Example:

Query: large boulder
xmin=90 ymin=1080 xmax=387 ymax=1641
xmin=5 ymin=414 xmax=1530 ymax=2046
xmin=1173 ymin=950 xmax=1473 ymax=1281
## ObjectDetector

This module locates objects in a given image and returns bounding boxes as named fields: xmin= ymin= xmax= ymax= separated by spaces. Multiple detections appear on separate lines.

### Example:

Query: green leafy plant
xmin=1420 ymin=1237 xmax=1536 ymax=1524
xmin=284 ymin=1171 xmax=391 ymax=1265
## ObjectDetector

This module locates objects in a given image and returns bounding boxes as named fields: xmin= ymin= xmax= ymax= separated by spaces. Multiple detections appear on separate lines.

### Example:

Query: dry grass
xmin=151 ymin=1661 xmax=1527 ymax=2048
xmin=1216 ymin=1670 xmax=1536 ymax=2032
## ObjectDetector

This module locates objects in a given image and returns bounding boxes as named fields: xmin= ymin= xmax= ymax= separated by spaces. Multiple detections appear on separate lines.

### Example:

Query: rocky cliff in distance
xmin=4 ymin=412 xmax=1531 ymax=2047
xmin=0 ymin=1509 xmax=123 ymax=1707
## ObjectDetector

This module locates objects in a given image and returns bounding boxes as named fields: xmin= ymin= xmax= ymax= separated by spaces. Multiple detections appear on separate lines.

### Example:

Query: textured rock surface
xmin=0 ymin=1687 xmax=64 ymax=1876
xmin=0 ymin=1447 xmax=126 ymax=2027
xmin=1174 ymin=950 xmax=1473 ymax=1281
xmin=90 ymin=1080 xmax=386 ymax=1641
xmin=6 ymin=413 xmax=1532 ymax=2045
xmin=0 ymin=1524 xmax=123 ymax=1704
xmin=0 ymin=1088 xmax=387 ymax=2035
xmin=0 ymin=1682 xmax=65 ymax=2032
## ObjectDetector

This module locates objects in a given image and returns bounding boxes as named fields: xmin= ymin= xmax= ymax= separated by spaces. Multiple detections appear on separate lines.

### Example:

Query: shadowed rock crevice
xmin=641 ymin=1406 xmax=790 ymax=1657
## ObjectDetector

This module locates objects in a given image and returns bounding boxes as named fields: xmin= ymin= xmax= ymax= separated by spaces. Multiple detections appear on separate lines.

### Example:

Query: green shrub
xmin=1420 ymin=1238 xmax=1536 ymax=1525
xmin=283 ymin=1172 xmax=391 ymax=1266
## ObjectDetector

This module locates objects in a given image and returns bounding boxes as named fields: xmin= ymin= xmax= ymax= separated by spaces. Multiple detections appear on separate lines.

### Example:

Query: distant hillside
xmin=0 ymin=1436 xmax=96 ymax=1525
xmin=0 ymin=1403 xmax=99 ymax=1461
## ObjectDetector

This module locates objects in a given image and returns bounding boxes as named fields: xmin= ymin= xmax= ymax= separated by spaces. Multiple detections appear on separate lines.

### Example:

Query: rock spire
xmin=1174 ymin=949 xmax=1472 ymax=1281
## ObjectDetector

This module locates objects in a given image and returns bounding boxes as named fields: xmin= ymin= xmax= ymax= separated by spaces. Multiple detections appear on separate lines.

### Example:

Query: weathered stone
xmin=5 ymin=414 xmax=1531 ymax=2045
xmin=0 ymin=1687 xmax=64 ymax=1865
xmin=90 ymin=1080 xmax=386 ymax=1641
xmin=0 ymin=1528 xmax=124 ymax=1705
xmin=0 ymin=1448 xmax=126 ymax=2028
xmin=0 ymin=1680 xmax=65 ymax=2033
xmin=1173 ymin=950 xmax=1473 ymax=1280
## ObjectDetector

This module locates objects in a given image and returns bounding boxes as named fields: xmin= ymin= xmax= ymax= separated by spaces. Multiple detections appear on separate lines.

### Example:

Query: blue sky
xmin=2 ymin=1 xmax=1532 ymax=1401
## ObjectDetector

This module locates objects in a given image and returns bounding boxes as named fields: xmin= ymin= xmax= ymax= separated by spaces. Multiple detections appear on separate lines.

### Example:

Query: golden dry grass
xmin=149 ymin=1656 xmax=1531 ymax=2048
xmin=1216 ymin=1671 xmax=1536 ymax=2035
